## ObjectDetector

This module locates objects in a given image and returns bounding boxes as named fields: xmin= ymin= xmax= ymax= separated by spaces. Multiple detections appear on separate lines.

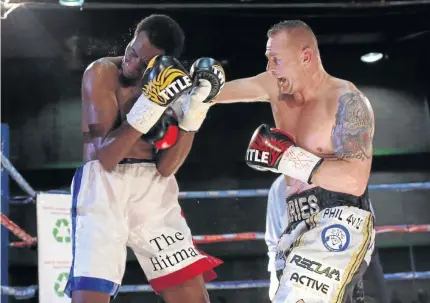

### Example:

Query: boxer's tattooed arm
xmin=332 ymin=91 xmax=374 ymax=162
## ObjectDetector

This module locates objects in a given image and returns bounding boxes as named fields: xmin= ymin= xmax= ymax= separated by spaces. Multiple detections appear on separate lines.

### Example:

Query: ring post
xmin=1 ymin=123 xmax=10 ymax=303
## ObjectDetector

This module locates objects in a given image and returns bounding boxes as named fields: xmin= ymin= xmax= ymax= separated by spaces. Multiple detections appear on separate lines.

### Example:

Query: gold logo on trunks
xmin=142 ymin=66 xmax=192 ymax=105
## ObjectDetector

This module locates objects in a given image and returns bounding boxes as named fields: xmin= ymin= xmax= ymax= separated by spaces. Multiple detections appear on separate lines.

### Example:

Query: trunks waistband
xmin=283 ymin=186 xmax=370 ymax=235
xmin=118 ymin=158 xmax=155 ymax=164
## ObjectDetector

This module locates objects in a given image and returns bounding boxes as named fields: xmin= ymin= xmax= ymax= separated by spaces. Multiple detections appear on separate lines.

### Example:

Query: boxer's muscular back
xmin=82 ymin=57 xmax=154 ymax=163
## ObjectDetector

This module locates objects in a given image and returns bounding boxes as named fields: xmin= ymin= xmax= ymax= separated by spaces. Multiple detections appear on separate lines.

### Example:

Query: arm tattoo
xmin=332 ymin=91 xmax=373 ymax=161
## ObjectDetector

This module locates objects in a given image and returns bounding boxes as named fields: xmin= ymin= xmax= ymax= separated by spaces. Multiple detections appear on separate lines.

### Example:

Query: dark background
xmin=2 ymin=0 xmax=430 ymax=302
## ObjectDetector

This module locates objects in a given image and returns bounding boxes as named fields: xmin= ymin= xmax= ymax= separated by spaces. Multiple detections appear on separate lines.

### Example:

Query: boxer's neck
xmin=293 ymin=65 xmax=328 ymax=103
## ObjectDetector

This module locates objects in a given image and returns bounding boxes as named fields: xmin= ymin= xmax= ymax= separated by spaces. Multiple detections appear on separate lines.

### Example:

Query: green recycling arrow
xmin=52 ymin=218 xmax=71 ymax=243
xmin=54 ymin=272 xmax=69 ymax=297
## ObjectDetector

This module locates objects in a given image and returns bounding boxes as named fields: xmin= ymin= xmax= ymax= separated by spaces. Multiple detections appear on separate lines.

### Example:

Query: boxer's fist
xmin=179 ymin=57 xmax=226 ymax=132
xmin=190 ymin=57 xmax=225 ymax=103
xmin=245 ymin=124 xmax=324 ymax=183
xmin=142 ymin=56 xmax=193 ymax=105
xmin=141 ymin=107 xmax=179 ymax=150
xmin=245 ymin=124 xmax=295 ymax=173
xmin=127 ymin=55 xmax=192 ymax=134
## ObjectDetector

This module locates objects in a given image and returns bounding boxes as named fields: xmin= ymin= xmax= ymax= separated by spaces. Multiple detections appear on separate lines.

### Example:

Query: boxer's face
xmin=122 ymin=31 xmax=164 ymax=80
xmin=266 ymin=31 xmax=304 ymax=95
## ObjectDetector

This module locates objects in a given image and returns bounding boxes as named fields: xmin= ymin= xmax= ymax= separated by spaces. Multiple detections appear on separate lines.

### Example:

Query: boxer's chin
xmin=120 ymin=69 xmax=140 ymax=85
xmin=122 ymin=69 xmax=137 ymax=81
xmin=121 ymin=62 xmax=140 ymax=81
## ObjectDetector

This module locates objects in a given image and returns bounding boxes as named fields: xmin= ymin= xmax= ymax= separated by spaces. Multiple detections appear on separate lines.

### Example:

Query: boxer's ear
xmin=301 ymin=47 xmax=312 ymax=65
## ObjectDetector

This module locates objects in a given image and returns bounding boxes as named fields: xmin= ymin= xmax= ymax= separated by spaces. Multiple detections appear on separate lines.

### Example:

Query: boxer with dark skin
xmin=83 ymin=23 xmax=193 ymax=175
xmin=67 ymin=14 xmax=223 ymax=303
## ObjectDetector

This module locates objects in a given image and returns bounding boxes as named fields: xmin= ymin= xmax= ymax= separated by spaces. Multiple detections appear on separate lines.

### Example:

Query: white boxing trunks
xmin=273 ymin=187 xmax=375 ymax=303
xmin=64 ymin=159 xmax=221 ymax=298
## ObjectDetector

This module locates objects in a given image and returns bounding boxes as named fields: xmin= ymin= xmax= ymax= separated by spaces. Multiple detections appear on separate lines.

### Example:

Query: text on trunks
xmin=149 ymin=232 xmax=199 ymax=272
xmin=287 ymin=194 xmax=320 ymax=223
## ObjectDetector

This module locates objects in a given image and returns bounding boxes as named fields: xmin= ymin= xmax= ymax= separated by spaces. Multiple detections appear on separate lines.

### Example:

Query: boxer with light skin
xmin=216 ymin=22 xmax=374 ymax=196
xmin=214 ymin=20 xmax=376 ymax=302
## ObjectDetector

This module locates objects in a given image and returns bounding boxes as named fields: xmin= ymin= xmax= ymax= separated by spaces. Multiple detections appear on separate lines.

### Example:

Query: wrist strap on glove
xmin=179 ymin=80 xmax=213 ymax=132
xmin=278 ymin=146 xmax=324 ymax=184
xmin=126 ymin=94 xmax=167 ymax=134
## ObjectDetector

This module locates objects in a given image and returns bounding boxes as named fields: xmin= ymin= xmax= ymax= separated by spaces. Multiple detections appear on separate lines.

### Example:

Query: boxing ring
xmin=1 ymin=122 xmax=430 ymax=301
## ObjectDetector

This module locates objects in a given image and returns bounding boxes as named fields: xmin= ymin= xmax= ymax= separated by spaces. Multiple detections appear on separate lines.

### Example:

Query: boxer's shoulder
xmin=82 ymin=58 xmax=120 ymax=91
xmin=325 ymin=77 xmax=373 ymax=112
xmin=84 ymin=58 xmax=120 ymax=78
xmin=336 ymin=82 xmax=373 ymax=115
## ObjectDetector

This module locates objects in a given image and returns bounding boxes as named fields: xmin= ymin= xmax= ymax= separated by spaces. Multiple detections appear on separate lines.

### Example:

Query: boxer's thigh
xmin=273 ymin=206 xmax=375 ymax=303
xmin=160 ymin=275 xmax=209 ymax=303
xmin=126 ymin=173 xmax=213 ymax=298
xmin=64 ymin=162 xmax=129 ymax=299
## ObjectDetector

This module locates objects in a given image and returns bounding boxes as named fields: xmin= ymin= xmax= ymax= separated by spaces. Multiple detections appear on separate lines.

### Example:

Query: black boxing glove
xmin=141 ymin=107 xmax=179 ymax=150
xmin=245 ymin=124 xmax=324 ymax=184
xmin=127 ymin=55 xmax=193 ymax=134
xmin=179 ymin=57 xmax=226 ymax=132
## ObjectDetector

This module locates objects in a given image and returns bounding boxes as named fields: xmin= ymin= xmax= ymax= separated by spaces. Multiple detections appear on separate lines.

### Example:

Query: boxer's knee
xmin=71 ymin=290 xmax=111 ymax=303
xmin=160 ymin=275 xmax=209 ymax=303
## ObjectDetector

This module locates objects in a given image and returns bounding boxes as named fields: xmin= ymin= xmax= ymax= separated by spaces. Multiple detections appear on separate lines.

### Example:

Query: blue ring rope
xmin=1 ymin=152 xmax=36 ymax=198
xmin=2 ymin=271 xmax=430 ymax=299
xmin=2 ymin=151 xmax=429 ymax=203
xmin=8 ymin=182 xmax=430 ymax=204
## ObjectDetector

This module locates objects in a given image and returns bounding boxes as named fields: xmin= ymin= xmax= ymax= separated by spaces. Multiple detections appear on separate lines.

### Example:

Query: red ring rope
xmin=1 ymin=213 xmax=36 ymax=245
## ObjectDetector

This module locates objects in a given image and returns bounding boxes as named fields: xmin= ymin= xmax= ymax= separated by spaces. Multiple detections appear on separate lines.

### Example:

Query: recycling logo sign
xmin=52 ymin=218 xmax=71 ymax=243
xmin=54 ymin=272 xmax=69 ymax=297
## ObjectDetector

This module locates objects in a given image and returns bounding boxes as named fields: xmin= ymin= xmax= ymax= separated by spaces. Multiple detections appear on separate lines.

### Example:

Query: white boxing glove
xmin=179 ymin=57 xmax=225 ymax=132
xmin=179 ymin=79 xmax=213 ymax=132
xmin=127 ymin=55 xmax=192 ymax=134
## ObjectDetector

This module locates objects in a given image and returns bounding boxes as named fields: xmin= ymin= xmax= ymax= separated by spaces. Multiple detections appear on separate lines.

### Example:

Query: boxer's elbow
xmin=349 ymin=179 xmax=368 ymax=196
xmin=157 ymin=169 xmax=175 ymax=178
xmin=156 ymin=161 xmax=176 ymax=177
xmin=155 ymin=154 xmax=177 ymax=177
xmin=345 ymin=170 xmax=368 ymax=196
xmin=99 ymin=157 xmax=117 ymax=172
xmin=97 ymin=149 xmax=118 ymax=172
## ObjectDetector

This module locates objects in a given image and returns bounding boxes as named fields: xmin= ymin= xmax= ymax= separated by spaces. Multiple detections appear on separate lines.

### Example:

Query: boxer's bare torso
xmin=82 ymin=56 xmax=155 ymax=164
xmin=215 ymin=71 xmax=374 ymax=195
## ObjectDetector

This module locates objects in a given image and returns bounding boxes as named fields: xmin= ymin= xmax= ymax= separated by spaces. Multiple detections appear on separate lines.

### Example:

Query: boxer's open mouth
xmin=278 ymin=77 xmax=286 ymax=86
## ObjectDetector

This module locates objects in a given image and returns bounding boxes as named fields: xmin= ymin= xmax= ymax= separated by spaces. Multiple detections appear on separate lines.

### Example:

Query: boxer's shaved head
xmin=265 ymin=20 xmax=323 ymax=95
xmin=267 ymin=20 xmax=319 ymax=56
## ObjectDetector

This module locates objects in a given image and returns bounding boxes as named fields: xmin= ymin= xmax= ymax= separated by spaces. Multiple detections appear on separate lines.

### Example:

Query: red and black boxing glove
xmin=141 ymin=107 xmax=179 ymax=150
xmin=245 ymin=124 xmax=324 ymax=184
